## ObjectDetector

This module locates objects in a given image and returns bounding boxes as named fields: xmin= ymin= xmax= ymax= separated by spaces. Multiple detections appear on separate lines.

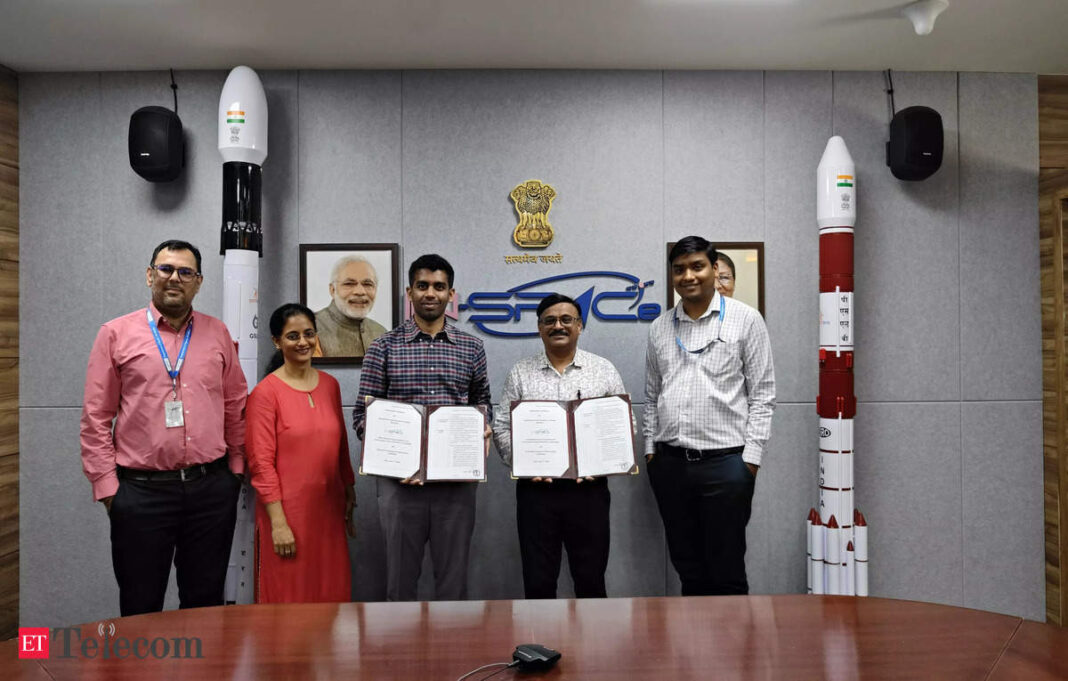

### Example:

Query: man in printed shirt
xmin=493 ymin=293 xmax=627 ymax=599
xmin=644 ymin=236 xmax=775 ymax=596
xmin=353 ymin=254 xmax=492 ymax=601
xmin=81 ymin=240 xmax=247 ymax=616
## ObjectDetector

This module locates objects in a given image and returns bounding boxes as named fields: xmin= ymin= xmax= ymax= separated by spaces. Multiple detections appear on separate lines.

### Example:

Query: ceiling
xmin=1 ymin=0 xmax=1065 ymax=74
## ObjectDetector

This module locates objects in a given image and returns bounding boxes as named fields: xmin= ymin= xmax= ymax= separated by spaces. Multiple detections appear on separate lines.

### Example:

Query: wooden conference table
xmin=6 ymin=595 xmax=1068 ymax=680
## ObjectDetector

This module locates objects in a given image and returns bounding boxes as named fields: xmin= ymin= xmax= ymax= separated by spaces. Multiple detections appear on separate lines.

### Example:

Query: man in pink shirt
xmin=80 ymin=240 xmax=247 ymax=616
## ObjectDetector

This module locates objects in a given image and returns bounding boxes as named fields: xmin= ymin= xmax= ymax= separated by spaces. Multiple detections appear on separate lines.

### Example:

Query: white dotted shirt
xmin=493 ymin=348 xmax=627 ymax=466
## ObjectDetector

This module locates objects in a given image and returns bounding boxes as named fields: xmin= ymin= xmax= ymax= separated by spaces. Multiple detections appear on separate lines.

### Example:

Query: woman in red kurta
xmin=247 ymin=303 xmax=356 ymax=603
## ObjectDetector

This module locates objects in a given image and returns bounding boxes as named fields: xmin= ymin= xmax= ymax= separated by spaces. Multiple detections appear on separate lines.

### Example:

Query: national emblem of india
xmin=511 ymin=180 xmax=556 ymax=248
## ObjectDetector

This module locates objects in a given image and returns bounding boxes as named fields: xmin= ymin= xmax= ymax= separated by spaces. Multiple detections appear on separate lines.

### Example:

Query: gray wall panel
xmin=20 ymin=408 xmax=116 ymax=625
xmin=20 ymin=74 xmax=104 ymax=407
xmin=962 ymin=401 xmax=1043 ymax=620
xmin=854 ymin=402 xmax=963 ymax=606
xmin=959 ymin=73 xmax=1040 ymax=401
xmin=297 ymin=71 xmax=402 ymax=244
xmin=834 ymin=71 xmax=961 ymax=403
xmin=664 ymin=71 xmax=764 ymax=243
xmin=763 ymin=71 xmax=830 ymax=404
xmin=749 ymin=403 xmax=819 ymax=594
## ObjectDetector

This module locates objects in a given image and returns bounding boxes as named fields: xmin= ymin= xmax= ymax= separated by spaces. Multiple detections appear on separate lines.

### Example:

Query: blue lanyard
xmin=674 ymin=295 xmax=725 ymax=354
xmin=146 ymin=308 xmax=193 ymax=396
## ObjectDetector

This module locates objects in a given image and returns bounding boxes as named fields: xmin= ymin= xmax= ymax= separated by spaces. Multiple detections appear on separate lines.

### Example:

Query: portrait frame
xmin=299 ymin=243 xmax=401 ymax=365
xmin=666 ymin=241 xmax=765 ymax=317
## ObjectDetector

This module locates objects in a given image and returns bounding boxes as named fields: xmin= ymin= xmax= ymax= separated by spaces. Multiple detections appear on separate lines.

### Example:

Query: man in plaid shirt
xmin=353 ymin=254 xmax=493 ymax=601
xmin=643 ymin=236 xmax=776 ymax=596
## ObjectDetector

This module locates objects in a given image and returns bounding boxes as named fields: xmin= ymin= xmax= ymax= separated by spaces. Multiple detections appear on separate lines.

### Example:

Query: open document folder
xmin=509 ymin=394 xmax=638 ymax=479
xmin=360 ymin=397 xmax=487 ymax=482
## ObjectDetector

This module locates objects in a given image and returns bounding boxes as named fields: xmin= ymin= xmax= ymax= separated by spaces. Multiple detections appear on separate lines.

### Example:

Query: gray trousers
xmin=376 ymin=478 xmax=477 ymax=601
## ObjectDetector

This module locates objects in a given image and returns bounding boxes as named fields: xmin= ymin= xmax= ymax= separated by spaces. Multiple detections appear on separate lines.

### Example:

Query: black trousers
xmin=648 ymin=445 xmax=755 ymax=596
xmin=108 ymin=465 xmax=240 ymax=616
xmin=515 ymin=477 xmax=610 ymax=599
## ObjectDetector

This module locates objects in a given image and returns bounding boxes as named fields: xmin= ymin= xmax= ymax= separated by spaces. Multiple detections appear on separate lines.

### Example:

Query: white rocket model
xmin=219 ymin=65 xmax=266 ymax=385
xmin=808 ymin=136 xmax=869 ymax=596
xmin=218 ymin=65 xmax=267 ymax=605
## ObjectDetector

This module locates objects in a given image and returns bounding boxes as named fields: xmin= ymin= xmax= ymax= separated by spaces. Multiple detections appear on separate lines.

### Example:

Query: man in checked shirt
xmin=353 ymin=254 xmax=493 ymax=601
xmin=644 ymin=236 xmax=776 ymax=595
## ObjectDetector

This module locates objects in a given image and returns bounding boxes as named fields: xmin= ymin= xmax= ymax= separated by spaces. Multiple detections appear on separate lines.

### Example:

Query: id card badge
xmin=165 ymin=400 xmax=185 ymax=428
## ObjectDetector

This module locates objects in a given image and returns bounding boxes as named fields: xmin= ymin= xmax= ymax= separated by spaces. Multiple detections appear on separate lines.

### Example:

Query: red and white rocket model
xmin=808 ymin=136 xmax=869 ymax=596
xmin=218 ymin=65 xmax=268 ymax=605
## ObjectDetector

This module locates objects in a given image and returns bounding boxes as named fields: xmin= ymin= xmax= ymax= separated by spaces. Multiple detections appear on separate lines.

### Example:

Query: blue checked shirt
xmin=643 ymin=293 xmax=776 ymax=466
xmin=352 ymin=319 xmax=493 ymax=439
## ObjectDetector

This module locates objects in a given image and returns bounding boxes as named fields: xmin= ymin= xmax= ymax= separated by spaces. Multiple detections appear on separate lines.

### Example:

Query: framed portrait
xmin=299 ymin=243 xmax=401 ymax=365
xmin=666 ymin=242 xmax=765 ymax=317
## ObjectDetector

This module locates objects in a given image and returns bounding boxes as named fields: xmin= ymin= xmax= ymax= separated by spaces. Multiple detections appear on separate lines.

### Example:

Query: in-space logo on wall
xmin=460 ymin=271 xmax=660 ymax=338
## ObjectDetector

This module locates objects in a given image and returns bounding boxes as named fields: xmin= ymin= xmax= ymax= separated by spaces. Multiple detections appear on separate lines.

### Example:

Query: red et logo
xmin=18 ymin=628 xmax=49 ymax=659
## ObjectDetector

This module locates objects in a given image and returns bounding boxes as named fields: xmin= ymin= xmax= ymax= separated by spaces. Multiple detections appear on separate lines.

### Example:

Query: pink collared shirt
xmin=80 ymin=303 xmax=248 ymax=500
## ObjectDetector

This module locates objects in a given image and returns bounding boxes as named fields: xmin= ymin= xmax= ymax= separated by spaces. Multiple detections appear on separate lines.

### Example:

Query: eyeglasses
xmin=283 ymin=330 xmax=318 ymax=342
xmin=539 ymin=315 xmax=578 ymax=327
xmin=716 ymin=275 xmax=734 ymax=284
xmin=151 ymin=264 xmax=200 ymax=282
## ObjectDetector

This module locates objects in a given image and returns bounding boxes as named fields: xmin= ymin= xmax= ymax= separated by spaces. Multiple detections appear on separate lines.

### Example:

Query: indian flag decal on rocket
xmin=227 ymin=110 xmax=245 ymax=124
xmin=836 ymin=174 xmax=853 ymax=188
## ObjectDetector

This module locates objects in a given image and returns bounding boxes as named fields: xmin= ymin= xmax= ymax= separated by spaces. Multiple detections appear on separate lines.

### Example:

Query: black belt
xmin=117 ymin=456 xmax=228 ymax=482
xmin=517 ymin=476 xmax=608 ymax=486
xmin=657 ymin=443 xmax=744 ymax=462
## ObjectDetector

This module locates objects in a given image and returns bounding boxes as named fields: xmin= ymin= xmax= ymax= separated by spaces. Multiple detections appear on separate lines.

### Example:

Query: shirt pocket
xmin=701 ymin=340 xmax=741 ymax=379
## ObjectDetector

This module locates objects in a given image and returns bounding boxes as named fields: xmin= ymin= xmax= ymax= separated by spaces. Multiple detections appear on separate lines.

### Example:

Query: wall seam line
xmin=957 ymin=70 xmax=966 ymax=607
xmin=660 ymin=66 xmax=668 ymax=597
xmin=400 ymin=70 xmax=405 ymax=250
xmin=296 ymin=70 xmax=301 ymax=248
xmin=762 ymin=70 xmax=767 ymax=244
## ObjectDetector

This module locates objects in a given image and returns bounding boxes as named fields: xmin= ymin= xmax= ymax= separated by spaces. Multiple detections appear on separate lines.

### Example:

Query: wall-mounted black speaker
xmin=128 ymin=106 xmax=184 ymax=182
xmin=886 ymin=105 xmax=943 ymax=181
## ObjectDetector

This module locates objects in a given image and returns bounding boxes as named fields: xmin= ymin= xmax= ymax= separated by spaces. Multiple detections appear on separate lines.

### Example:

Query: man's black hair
xmin=151 ymin=239 xmax=203 ymax=273
xmin=668 ymin=236 xmax=717 ymax=266
xmin=536 ymin=293 xmax=581 ymax=319
xmin=408 ymin=253 xmax=455 ymax=288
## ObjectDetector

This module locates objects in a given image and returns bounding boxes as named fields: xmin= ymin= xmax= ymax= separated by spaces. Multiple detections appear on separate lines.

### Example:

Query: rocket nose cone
xmin=221 ymin=65 xmax=265 ymax=97
xmin=819 ymin=135 xmax=853 ymax=167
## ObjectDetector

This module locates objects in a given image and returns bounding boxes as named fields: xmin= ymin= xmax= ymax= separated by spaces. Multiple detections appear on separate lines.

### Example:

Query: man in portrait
xmin=315 ymin=254 xmax=388 ymax=358
xmin=715 ymin=252 xmax=736 ymax=298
